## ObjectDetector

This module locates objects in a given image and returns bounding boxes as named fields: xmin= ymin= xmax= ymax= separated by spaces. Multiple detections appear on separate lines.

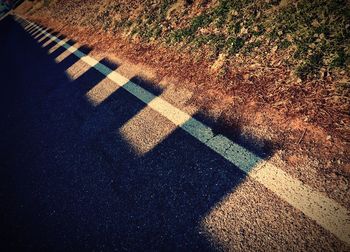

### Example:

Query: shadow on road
xmin=0 ymin=16 xmax=273 ymax=251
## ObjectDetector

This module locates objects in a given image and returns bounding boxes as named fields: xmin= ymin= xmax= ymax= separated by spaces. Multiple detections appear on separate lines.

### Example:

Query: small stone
xmin=286 ymin=34 xmax=293 ymax=42
xmin=311 ymin=19 xmax=320 ymax=27
xmin=271 ymin=45 xmax=278 ymax=53
xmin=309 ymin=43 xmax=316 ymax=49
xmin=240 ymin=27 xmax=248 ymax=35
xmin=326 ymin=135 xmax=331 ymax=141
xmin=330 ymin=172 xmax=337 ymax=179
xmin=211 ymin=53 xmax=227 ymax=72
xmin=339 ymin=177 xmax=348 ymax=191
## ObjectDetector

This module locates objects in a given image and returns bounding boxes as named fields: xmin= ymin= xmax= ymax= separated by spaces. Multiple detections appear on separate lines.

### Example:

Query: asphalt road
xmin=0 ymin=15 xmax=348 ymax=251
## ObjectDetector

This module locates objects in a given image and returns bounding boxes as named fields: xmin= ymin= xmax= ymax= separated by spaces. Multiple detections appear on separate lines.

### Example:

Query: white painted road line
xmin=24 ymin=23 xmax=34 ymax=31
xmin=42 ymin=34 xmax=58 ymax=48
xmin=27 ymin=24 xmax=37 ymax=33
xmin=34 ymin=27 xmax=50 ymax=39
xmin=29 ymin=28 xmax=40 ymax=36
xmin=16 ymin=16 xmax=350 ymax=245
xmin=26 ymin=24 xmax=36 ymax=32
xmin=38 ymin=31 xmax=52 ymax=43
xmin=0 ymin=10 xmax=10 ymax=22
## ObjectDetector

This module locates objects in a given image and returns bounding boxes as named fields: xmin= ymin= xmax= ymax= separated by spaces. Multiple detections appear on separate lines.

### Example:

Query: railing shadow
xmin=0 ymin=15 xmax=275 ymax=251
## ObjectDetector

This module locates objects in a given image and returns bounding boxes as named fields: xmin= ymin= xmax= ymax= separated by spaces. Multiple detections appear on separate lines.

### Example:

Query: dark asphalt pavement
xmin=0 ymin=15 xmax=248 ymax=251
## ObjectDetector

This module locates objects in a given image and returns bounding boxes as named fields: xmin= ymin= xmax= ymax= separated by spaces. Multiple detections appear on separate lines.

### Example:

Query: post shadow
xmin=47 ymin=38 xmax=76 ymax=59
xmin=192 ymin=110 xmax=275 ymax=159
xmin=33 ymin=27 xmax=54 ymax=40
xmin=51 ymin=44 xmax=93 ymax=71
xmin=42 ymin=33 xmax=70 ymax=51
xmin=37 ymin=30 xmax=61 ymax=47
xmin=129 ymin=76 xmax=163 ymax=96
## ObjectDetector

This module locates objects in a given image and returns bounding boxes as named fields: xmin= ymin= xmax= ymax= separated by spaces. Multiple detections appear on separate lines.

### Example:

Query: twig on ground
xmin=297 ymin=128 xmax=307 ymax=145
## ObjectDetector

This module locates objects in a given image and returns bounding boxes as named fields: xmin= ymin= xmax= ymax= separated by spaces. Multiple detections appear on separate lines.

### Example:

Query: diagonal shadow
xmin=0 ymin=15 xmax=274 ymax=251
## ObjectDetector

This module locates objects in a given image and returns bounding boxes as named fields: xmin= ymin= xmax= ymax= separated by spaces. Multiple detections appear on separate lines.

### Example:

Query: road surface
xmin=0 ymin=15 xmax=349 ymax=251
